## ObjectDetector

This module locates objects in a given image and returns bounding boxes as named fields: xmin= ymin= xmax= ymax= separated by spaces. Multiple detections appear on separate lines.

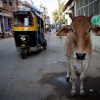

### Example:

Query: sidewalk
xmin=88 ymin=50 xmax=100 ymax=77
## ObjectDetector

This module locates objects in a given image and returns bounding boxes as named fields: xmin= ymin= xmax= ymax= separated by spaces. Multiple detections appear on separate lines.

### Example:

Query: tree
xmin=52 ymin=0 xmax=65 ymax=24
xmin=52 ymin=9 xmax=59 ymax=23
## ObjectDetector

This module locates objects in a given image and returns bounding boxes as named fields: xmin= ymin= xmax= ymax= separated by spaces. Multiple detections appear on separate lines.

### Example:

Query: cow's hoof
xmin=66 ymin=76 xmax=70 ymax=82
xmin=80 ymin=91 xmax=85 ymax=96
xmin=71 ymin=91 xmax=76 ymax=97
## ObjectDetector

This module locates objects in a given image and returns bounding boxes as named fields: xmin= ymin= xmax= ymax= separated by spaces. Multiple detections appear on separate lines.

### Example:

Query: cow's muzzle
xmin=76 ymin=52 xmax=86 ymax=60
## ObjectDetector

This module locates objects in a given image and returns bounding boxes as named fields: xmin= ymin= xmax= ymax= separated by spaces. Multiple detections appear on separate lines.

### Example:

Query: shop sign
xmin=91 ymin=15 xmax=100 ymax=26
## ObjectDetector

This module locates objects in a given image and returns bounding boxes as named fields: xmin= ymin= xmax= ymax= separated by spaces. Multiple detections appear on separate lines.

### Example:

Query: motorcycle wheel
xmin=21 ymin=49 xmax=27 ymax=59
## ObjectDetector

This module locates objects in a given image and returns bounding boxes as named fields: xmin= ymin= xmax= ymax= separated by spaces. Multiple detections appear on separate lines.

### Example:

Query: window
xmin=89 ymin=3 xmax=93 ymax=16
xmin=84 ymin=6 xmax=88 ymax=16
xmin=94 ymin=0 xmax=99 ymax=16
xmin=9 ymin=2 xmax=12 ymax=6
xmin=80 ymin=0 xmax=83 ymax=7
xmin=81 ymin=8 xmax=84 ymax=15
xmin=84 ymin=0 xmax=88 ymax=6
xmin=78 ymin=10 xmax=81 ymax=15
xmin=89 ymin=0 xmax=94 ymax=3
xmin=14 ymin=15 xmax=33 ymax=26
xmin=76 ymin=0 xmax=79 ymax=9
xmin=76 ymin=0 xmax=100 ymax=16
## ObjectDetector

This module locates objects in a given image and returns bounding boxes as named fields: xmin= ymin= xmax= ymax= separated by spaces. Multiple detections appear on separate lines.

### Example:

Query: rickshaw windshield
xmin=13 ymin=11 xmax=33 ymax=27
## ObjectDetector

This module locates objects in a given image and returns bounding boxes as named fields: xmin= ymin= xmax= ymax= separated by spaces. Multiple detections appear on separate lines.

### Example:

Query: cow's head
xmin=56 ymin=16 xmax=100 ymax=60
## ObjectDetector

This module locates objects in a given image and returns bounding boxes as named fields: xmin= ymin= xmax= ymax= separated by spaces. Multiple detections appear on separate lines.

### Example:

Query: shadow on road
xmin=39 ymin=72 xmax=100 ymax=100
xmin=27 ymin=48 xmax=43 ymax=58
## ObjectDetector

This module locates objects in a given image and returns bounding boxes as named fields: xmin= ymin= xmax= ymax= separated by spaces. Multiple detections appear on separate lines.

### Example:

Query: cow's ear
xmin=91 ymin=25 xmax=100 ymax=36
xmin=56 ymin=25 xmax=71 ymax=36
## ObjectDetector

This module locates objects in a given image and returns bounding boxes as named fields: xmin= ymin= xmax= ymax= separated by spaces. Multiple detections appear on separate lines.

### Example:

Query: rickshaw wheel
xmin=43 ymin=40 xmax=47 ymax=50
xmin=21 ymin=49 xmax=27 ymax=59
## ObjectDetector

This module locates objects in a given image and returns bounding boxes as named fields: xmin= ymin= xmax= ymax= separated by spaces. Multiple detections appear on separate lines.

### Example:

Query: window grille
xmin=84 ymin=6 xmax=88 ymax=16
xmin=89 ymin=3 xmax=93 ymax=16
xmin=84 ymin=0 xmax=88 ymax=6
xmin=81 ymin=8 xmax=84 ymax=15
xmin=80 ymin=0 xmax=84 ymax=7
xmin=89 ymin=0 xmax=94 ymax=3
xmin=78 ymin=10 xmax=80 ymax=15
xmin=76 ymin=0 xmax=79 ymax=9
xmin=76 ymin=0 xmax=100 ymax=16
xmin=94 ymin=0 xmax=99 ymax=16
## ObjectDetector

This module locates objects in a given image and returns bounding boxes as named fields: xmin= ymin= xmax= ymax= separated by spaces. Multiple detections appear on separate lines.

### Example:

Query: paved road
xmin=0 ymin=33 xmax=100 ymax=100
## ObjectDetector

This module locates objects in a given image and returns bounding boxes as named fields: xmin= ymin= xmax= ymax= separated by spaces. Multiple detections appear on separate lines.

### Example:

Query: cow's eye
xmin=88 ymin=26 xmax=92 ymax=32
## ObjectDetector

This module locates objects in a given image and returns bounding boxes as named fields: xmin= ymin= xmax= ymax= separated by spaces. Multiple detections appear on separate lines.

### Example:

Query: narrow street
xmin=0 ymin=32 xmax=100 ymax=100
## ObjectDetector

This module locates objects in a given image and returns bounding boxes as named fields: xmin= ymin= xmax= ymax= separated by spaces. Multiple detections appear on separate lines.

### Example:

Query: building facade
xmin=63 ymin=0 xmax=100 ymax=25
xmin=39 ymin=4 xmax=50 ymax=32
xmin=63 ymin=0 xmax=100 ymax=52
xmin=0 ymin=0 xmax=18 ymax=37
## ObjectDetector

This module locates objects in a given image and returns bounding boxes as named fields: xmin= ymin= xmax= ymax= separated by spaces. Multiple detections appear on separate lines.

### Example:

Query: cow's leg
xmin=80 ymin=79 xmax=85 ymax=95
xmin=80 ymin=59 xmax=90 ymax=95
xmin=69 ymin=62 xmax=76 ymax=96
xmin=71 ymin=79 xmax=76 ymax=96
xmin=66 ymin=64 xmax=70 ymax=82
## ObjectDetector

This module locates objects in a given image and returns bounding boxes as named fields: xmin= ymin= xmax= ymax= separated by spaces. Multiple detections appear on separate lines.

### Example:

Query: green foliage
xmin=52 ymin=0 xmax=65 ymax=24
xmin=52 ymin=10 xmax=59 ymax=23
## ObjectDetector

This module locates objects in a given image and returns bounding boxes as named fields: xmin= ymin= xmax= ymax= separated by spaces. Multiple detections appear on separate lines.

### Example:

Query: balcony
xmin=0 ymin=1 xmax=15 ymax=11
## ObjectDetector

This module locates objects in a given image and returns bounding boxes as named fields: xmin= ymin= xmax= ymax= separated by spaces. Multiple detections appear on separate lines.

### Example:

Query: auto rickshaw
xmin=13 ymin=8 xmax=47 ymax=59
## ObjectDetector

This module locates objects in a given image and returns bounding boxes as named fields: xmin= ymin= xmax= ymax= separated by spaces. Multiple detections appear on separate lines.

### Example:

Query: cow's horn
xmin=90 ymin=13 xmax=93 ymax=19
xmin=69 ymin=13 xmax=73 ymax=19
